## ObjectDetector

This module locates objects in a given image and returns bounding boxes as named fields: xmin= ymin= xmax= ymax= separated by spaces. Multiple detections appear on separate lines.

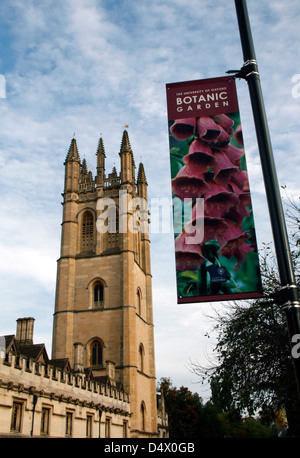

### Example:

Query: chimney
xmin=106 ymin=360 xmax=116 ymax=386
xmin=16 ymin=317 xmax=35 ymax=345
xmin=73 ymin=342 xmax=85 ymax=373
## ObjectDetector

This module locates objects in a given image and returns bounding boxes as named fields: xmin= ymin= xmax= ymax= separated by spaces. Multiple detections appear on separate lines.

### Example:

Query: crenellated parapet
xmin=0 ymin=349 xmax=131 ymax=437
xmin=2 ymin=351 xmax=129 ymax=405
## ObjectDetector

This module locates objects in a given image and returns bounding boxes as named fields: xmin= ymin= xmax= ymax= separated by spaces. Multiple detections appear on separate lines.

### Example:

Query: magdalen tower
xmin=51 ymin=130 xmax=158 ymax=437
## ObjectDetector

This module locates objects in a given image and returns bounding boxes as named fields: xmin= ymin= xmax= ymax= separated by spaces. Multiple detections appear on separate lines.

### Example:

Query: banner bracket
xmin=226 ymin=59 xmax=259 ymax=81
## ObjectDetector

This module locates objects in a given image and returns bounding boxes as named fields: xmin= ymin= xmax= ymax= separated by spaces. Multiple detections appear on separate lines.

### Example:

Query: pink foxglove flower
xmin=212 ymin=113 xmax=234 ymax=130
xmin=170 ymin=113 xmax=256 ymax=274
xmin=213 ymin=149 xmax=239 ymax=185
xmin=212 ymin=125 xmax=232 ymax=146
xmin=234 ymin=124 xmax=243 ymax=146
xmin=189 ymin=204 xmax=230 ymax=246
xmin=218 ymin=220 xmax=253 ymax=270
xmin=171 ymin=163 xmax=210 ymax=200
xmin=203 ymin=183 xmax=239 ymax=219
xmin=170 ymin=118 xmax=196 ymax=140
xmin=196 ymin=116 xmax=221 ymax=141
xmin=175 ymin=230 xmax=206 ymax=271
xmin=186 ymin=138 xmax=213 ymax=158
xmin=184 ymin=139 xmax=218 ymax=176
xmin=220 ymin=239 xmax=253 ymax=271
xmin=231 ymin=170 xmax=250 ymax=192
xmin=221 ymin=144 xmax=244 ymax=165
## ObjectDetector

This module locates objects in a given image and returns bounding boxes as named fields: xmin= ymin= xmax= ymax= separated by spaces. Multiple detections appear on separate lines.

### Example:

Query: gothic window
xmin=11 ymin=401 xmax=23 ymax=432
xmin=86 ymin=415 xmax=93 ymax=438
xmin=138 ymin=343 xmax=144 ymax=372
xmin=41 ymin=407 xmax=50 ymax=435
xmin=105 ymin=417 xmax=111 ymax=438
xmin=90 ymin=340 xmax=103 ymax=366
xmin=123 ymin=420 xmax=128 ymax=438
xmin=65 ymin=410 xmax=73 ymax=437
xmin=137 ymin=288 xmax=142 ymax=315
xmin=81 ymin=211 xmax=94 ymax=251
xmin=106 ymin=205 xmax=119 ymax=248
xmin=94 ymin=282 xmax=104 ymax=307
xmin=140 ymin=402 xmax=146 ymax=431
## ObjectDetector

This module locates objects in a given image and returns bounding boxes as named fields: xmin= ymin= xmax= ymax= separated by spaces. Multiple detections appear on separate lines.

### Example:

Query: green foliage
xmin=187 ymin=194 xmax=300 ymax=435
xmin=157 ymin=377 xmax=275 ymax=438
xmin=218 ymin=413 xmax=276 ymax=438
xmin=195 ymin=293 xmax=300 ymax=435
xmin=157 ymin=377 xmax=223 ymax=438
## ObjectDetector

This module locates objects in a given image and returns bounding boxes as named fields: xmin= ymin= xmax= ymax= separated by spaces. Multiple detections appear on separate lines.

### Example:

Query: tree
xmin=281 ymin=187 xmax=300 ymax=282
xmin=157 ymin=377 xmax=274 ymax=438
xmin=217 ymin=412 xmax=275 ymax=438
xmin=189 ymin=193 xmax=300 ymax=436
xmin=157 ymin=377 xmax=224 ymax=438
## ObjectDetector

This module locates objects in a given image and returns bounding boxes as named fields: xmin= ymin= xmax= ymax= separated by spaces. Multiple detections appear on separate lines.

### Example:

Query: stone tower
xmin=51 ymin=130 xmax=158 ymax=437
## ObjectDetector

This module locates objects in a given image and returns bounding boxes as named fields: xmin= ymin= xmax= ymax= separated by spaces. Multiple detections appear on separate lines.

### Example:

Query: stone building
xmin=0 ymin=131 xmax=168 ymax=438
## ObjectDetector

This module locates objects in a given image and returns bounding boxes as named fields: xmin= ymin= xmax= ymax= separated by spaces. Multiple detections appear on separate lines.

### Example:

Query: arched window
xmin=137 ymin=288 xmax=142 ymax=315
xmin=138 ymin=343 xmax=144 ymax=372
xmin=140 ymin=402 xmax=146 ymax=431
xmin=106 ymin=205 xmax=119 ymax=249
xmin=90 ymin=340 xmax=103 ymax=366
xmin=94 ymin=282 xmax=104 ymax=307
xmin=82 ymin=211 xmax=94 ymax=251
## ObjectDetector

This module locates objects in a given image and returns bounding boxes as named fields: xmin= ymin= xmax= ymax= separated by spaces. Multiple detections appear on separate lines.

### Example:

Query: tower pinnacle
xmin=120 ymin=129 xmax=132 ymax=154
xmin=137 ymin=162 xmax=147 ymax=184
xmin=96 ymin=137 xmax=106 ymax=158
xmin=119 ymin=130 xmax=135 ymax=185
xmin=96 ymin=136 xmax=106 ymax=187
xmin=65 ymin=138 xmax=80 ymax=164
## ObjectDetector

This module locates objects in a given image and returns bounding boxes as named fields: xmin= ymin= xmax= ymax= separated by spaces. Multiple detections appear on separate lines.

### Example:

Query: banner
xmin=166 ymin=76 xmax=263 ymax=303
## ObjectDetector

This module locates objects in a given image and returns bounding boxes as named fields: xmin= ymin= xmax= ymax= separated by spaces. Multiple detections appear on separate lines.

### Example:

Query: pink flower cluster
xmin=171 ymin=114 xmax=254 ymax=273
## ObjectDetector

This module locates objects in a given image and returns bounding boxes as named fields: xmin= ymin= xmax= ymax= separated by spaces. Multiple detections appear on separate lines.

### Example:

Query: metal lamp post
xmin=233 ymin=0 xmax=300 ymax=396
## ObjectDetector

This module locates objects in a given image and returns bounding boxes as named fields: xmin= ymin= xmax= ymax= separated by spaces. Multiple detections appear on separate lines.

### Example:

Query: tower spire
xmin=119 ymin=129 xmax=135 ymax=186
xmin=96 ymin=136 xmax=106 ymax=187
xmin=81 ymin=158 xmax=88 ymax=175
xmin=64 ymin=137 xmax=80 ymax=192
xmin=120 ymin=129 xmax=132 ymax=154
xmin=65 ymin=137 xmax=80 ymax=164
xmin=137 ymin=162 xmax=147 ymax=184
xmin=137 ymin=162 xmax=148 ymax=200
xmin=96 ymin=136 xmax=106 ymax=158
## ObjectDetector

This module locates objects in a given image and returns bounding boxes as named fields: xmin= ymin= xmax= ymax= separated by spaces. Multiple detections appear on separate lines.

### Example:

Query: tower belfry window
xmin=94 ymin=282 xmax=104 ymax=307
xmin=82 ymin=211 xmax=94 ymax=251
xmin=137 ymin=288 xmax=142 ymax=315
xmin=141 ymin=402 xmax=146 ymax=431
xmin=91 ymin=340 xmax=103 ymax=366
xmin=139 ymin=343 xmax=144 ymax=372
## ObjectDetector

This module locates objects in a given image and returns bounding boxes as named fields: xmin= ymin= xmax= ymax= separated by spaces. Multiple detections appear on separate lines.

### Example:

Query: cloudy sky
xmin=1 ymin=0 xmax=300 ymax=400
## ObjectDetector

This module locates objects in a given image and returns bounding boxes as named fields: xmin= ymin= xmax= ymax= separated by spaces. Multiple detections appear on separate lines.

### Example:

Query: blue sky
xmin=1 ymin=0 xmax=300 ymax=399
